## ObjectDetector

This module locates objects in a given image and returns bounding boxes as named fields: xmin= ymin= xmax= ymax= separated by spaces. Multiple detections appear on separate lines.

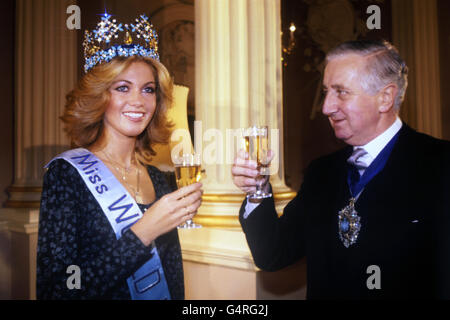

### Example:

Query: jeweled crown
xmin=82 ymin=13 xmax=159 ymax=73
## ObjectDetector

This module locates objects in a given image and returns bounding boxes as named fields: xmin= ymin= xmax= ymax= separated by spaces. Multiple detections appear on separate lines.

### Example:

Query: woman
xmin=36 ymin=14 xmax=202 ymax=299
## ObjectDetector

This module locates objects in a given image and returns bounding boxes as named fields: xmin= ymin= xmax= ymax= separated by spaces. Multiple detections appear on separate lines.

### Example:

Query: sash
xmin=45 ymin=148 xmax=171 ymax=300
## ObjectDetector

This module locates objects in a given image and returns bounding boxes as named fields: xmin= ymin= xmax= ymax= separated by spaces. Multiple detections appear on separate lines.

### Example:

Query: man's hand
xmin=231 ymin=150 xmax=274 ymax=195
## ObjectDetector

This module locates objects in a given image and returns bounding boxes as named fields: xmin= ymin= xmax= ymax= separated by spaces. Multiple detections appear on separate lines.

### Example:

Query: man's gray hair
xmin=325 ymin=40 xmax=408 ymax=111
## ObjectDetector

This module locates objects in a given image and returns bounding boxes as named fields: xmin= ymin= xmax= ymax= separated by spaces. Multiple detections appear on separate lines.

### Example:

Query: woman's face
xmin=103 ymin=61 xmax=157 ymax=141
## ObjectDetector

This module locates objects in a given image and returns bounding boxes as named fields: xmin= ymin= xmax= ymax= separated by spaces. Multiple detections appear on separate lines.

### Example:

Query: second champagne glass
xmin=174 ymin=153 xmax=202 ymax=229
xmin=243 ymin=126 xmax=272 ymax=200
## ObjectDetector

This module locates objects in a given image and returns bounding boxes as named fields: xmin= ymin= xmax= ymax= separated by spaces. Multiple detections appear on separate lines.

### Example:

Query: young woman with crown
xmin=36 ymin=13 xmax=202 ymax=300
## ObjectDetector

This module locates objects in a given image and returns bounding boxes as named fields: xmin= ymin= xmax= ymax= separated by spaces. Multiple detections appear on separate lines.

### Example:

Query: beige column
xmin=193 ymin=0 xmax=294 ymax=227
xmin=0 ymin=0 xmax=77 ymax=299
xmin=392 ymin=0 xmax=442 ymax=138
xmin=179 ymin=0 xmax=296 ymax=299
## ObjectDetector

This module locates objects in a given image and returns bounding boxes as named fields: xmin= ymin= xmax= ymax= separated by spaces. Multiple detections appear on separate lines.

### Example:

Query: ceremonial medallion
xmin=338 ymin=198 xmax=361 ymax=248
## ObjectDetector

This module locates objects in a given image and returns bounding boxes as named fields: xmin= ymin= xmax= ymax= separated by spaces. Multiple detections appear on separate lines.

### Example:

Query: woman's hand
xmin=131 ymin=182 xmax=203 ymax=246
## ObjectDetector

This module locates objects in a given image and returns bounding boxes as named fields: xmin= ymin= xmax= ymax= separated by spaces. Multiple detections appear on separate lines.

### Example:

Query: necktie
xmin=347 ymin=148 xmax=368 ymax=170
xmin=347 ymin=148 xmax=368 ymax=189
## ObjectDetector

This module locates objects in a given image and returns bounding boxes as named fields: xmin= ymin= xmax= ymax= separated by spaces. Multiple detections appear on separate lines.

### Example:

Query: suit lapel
xmin=355 ymin=125 xmax=412 ymax=204
xmin=355 ymin=124 xmax=423 ymax=245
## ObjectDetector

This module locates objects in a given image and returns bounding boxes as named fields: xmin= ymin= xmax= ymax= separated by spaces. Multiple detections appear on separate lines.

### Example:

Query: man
xmin=232 ymin=40 xmax=450 ymax=299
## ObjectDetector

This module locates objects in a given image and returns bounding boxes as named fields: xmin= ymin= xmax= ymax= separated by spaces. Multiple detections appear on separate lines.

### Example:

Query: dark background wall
xmin=0 ymin=0 xmax=15 ymax=206
xmin=438 ymin=0 xmax=450 ymax=141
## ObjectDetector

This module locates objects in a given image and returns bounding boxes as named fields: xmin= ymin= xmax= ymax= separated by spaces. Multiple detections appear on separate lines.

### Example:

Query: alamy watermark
xmin=366 ymin=265 xmax=381 ymax=290
xmin=366 ymin=5 xmax=381 ymax=30
xmin=66 ymin=5 xmax=81 ymax=30
xmin=66 ymin=265 xmax=81 ymax=290
xmin=66 ymin=4 xmax=381 ymax=32
xmin=171 ymin=121 xmax=280 ymax=174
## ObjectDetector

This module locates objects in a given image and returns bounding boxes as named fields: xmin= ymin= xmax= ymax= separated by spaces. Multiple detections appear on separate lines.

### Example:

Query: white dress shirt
xmin=243 ymin=117 xmax=403 ymax=218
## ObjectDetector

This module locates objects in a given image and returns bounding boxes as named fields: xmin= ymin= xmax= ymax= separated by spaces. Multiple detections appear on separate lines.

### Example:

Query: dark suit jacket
xmin=240 ymin=125 xmax=450 ymax=299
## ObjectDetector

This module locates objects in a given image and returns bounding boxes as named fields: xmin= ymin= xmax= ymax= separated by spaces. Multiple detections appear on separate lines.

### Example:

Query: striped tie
xmin=347 ymin=148 xmax=368 ymax=171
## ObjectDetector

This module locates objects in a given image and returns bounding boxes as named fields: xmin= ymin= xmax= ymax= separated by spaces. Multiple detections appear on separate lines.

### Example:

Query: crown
xmin=82 ymin=13 xmax=160 ymax=73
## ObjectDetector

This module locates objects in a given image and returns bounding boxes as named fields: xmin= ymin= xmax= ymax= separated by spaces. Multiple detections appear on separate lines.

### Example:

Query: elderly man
xmin=232 ymin=40 xmax=450 ymax=299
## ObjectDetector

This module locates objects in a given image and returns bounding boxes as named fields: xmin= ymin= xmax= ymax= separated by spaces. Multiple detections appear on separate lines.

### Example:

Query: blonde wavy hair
xmin=61 ymin=56 xmax=174 ymax=164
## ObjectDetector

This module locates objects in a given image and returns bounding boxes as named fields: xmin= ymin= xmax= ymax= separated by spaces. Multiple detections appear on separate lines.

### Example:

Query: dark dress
xmin=36 ymin=158 xmax=184 ymax=300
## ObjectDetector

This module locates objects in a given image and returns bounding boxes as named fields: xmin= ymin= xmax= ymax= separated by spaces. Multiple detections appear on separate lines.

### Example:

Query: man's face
xmin=322 ymin=54 xmax=382 ymax=146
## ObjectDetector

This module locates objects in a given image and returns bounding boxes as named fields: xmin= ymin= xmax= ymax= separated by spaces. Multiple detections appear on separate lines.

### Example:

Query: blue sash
xmin=45 ymin=148 xmax=171 ymax=300
xmin=347 ymin=131 xmax=400 ymax=197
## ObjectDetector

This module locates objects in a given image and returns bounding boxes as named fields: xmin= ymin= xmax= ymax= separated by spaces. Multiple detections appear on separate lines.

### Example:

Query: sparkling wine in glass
xmin=243 ymin=126 xmax=272 ymax=200
xmin=174 ymin=153 xmax=202 ymax=229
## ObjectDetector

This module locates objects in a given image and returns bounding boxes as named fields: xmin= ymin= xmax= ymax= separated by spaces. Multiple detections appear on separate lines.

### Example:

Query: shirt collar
xmin=354 ymin=117 xmax=403 ymax=163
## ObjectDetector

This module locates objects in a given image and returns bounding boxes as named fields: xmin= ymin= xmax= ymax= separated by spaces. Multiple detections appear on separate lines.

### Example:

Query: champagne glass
xmin=243 ymin=126 xmax=272 ymax=200
xmin=174 ymin=153 xmax=202 ymax=229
